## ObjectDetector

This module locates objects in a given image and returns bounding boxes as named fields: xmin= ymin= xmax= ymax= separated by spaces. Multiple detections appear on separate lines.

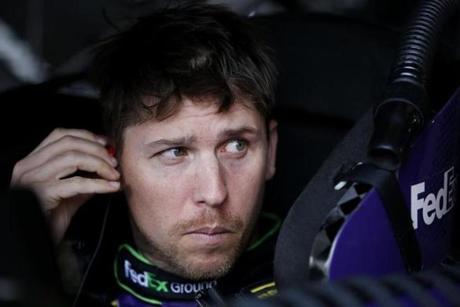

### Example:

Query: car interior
xmin=1 ymin=0 xmax=460 ymax=306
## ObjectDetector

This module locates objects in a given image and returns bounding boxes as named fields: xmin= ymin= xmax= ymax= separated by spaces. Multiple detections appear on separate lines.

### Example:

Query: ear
xmin=265 ymin=120 xmax=278 ymax=180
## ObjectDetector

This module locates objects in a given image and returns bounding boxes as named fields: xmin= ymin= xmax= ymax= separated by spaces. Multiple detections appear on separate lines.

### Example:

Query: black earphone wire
xmin=71 ymin=198 xmax=112 ymax=307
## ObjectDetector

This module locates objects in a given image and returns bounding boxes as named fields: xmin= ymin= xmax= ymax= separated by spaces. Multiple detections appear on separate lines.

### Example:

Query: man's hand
xmin=10 ymin=128 xmax=121 ymax=243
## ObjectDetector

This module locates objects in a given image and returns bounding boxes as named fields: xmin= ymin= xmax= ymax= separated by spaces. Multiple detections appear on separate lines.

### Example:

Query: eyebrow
xmin=217 ymin=126 xmax=259 ymax=139
xmin=144 ymin=126 xmax=260 ymax=150
xmin=145 ymin=135 xmax=196 ymax=149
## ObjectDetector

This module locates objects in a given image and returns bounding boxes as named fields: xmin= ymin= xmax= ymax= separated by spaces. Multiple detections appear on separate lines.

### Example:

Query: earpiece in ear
xmin=106 ymin=145 xmax=116 ymax=157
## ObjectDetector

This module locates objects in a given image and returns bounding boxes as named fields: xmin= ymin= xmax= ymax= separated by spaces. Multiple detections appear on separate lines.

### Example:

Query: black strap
xmin=343 ymin=277 xmax=401 ymax=307
xmin=309 ymin=283 xmax=363 ymax=307
xmin=383 ymin=275 xmax=438 ymax=307
xmin=195 ymin=287 xmax=226 ymax=307
xmin=337 ymin=163 xmax=422 ymax=272
xmin=417 ymin=270 xmax=460 ymax=306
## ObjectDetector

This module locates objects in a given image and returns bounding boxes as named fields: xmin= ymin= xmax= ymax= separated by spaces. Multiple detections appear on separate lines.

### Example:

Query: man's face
xmin=120 ymin=97 xmax=277 ymax=280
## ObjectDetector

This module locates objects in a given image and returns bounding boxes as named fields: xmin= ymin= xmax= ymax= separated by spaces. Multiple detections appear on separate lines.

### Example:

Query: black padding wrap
xmin=229 ymin=261 xmax=460 ymax=307
xmin=336 ymin=163 xmax=422 ymax=272
xmin=274 ymin=110 xmax=374 ymax=288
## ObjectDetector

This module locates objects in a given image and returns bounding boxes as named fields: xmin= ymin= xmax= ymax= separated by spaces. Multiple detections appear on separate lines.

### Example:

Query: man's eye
xmin=224 ymin=139 xmax=248 ymax=154
xmin=159 ymin=147 xmax=187 ymax=159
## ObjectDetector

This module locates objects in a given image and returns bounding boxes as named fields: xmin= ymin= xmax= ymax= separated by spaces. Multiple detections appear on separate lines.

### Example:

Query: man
xmin=10 ymin=2 xmax=279 ymax=306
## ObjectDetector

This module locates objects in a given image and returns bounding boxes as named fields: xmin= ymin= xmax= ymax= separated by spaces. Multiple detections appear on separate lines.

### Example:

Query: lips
xmin=183 ymin=225 xmax=237 ymax=247
xmin=186 ymin=226 xmax=232 ymax=236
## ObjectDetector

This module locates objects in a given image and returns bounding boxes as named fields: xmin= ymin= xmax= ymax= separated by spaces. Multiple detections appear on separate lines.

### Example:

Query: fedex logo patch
xmin=410 ymin=167 xmax=456 ymax=229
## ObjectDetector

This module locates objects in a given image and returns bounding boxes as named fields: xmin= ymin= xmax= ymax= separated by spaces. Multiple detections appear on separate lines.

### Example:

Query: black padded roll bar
xmin=368 ymin=0 xmax=459 ymax=170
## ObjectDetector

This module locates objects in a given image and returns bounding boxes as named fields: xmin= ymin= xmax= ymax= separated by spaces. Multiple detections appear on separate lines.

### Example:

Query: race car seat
xmin=274 ymin=0 xmax=460 ymax=289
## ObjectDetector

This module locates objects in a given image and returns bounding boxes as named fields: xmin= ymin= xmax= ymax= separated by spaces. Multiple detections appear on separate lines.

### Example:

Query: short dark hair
xmin=92 ymin=1 xmax=277 ymax=149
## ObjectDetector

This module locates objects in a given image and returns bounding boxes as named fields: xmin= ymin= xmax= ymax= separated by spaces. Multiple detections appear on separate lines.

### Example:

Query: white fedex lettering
xmin=170 ymin=281 xmax=217 ymax=294
xmin=411 ymin=167 xmax=455 ymax=229
xmin=124 ymin=260 xmax=148 ymax=287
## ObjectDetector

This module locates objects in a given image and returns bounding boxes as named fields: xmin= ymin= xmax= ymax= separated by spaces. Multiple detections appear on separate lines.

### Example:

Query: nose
xmin=193 ymin=155 xmax=228 ymax=207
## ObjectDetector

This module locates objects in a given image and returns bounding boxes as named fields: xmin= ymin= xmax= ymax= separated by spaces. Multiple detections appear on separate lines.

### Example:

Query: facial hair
xmin=130 ymin=209 xmax=257 ymax=280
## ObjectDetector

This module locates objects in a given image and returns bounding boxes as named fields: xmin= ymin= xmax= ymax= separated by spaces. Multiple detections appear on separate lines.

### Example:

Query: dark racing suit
xmin=60 ymin=194 xmax=280 ymax=306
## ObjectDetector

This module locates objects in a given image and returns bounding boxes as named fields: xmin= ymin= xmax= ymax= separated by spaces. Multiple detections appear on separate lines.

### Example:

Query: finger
xmin=20 ymin=135 xmax=116 ymax=174
xmin=32 ymin=128 xmax=107 ymax=154
xmin=12 ymin=129 xmax=111 ymax=185
xmin=38 ymin=177 xmax=120 ymax=210
xmin=22 ymin=150 xmax=120 ymax=183
xmin=52 ymin=177 xmax=120 ymax=200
